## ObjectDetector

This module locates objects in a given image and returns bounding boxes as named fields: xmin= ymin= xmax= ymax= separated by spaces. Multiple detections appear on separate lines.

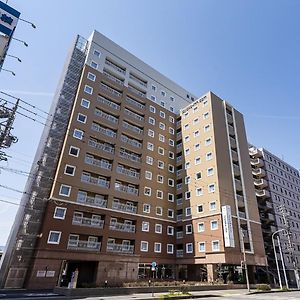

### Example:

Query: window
xmin=154 ymin=242 xmax=161 ymax=253
xmin=210 ymin=201 xmax=217 ymax=211
xmin=196 ymin=172 xmax=202 ymax=180
xmin=84 ymin=85 xmax=93 ymax=94
xmin=53 ymin=207 xmax=66 ymax=219
xmin=198 ymin=222 xmax=204 ymax=232
xmin=64 ymin=165 xmax=76 ymax=176
xmin=159 ymin=134 xmax=165 ymax=142
xmin=159 ymin=122 xmax=165 ymax=130
xmin=167 ymin=244 xmax=174 ymax=254
xmin=168 ymin=209 xmax=174 ymax=218
xmin=149 ymin=117 xmax=155 ymax=125
xmin=157 ymin=190 xmax=163 ymax=199
xmin=146 ymin=156 xmax=153 ymax=165
xmin=81 ymin=98 xmax=90 ymax=109
xmin=168 ymin=193 xmax=174 ymax=202
xmin=193 ymin=118 xmax=199 ymax=125
xmin=87 ymin=72 xmax=96 ymax=81
xmin=90 ymin=61 xmax=98 ymax=69
xmin=144 ymin=187 xmax=151 ymax=196
xmin=170 ymin=96 xmax=174 ymax=102
xmin=197 ymin=204 xmax=203 ymax=213
xmin=185 ymin=207 xmax=191 ymax=216
xmin=205 ymin=138 xmax=212 ymax=146
xmin=168 ymin=165 xmax=174 ymax=173
xmin=185 ymin=191 xmax=191 ymax=200
xmin=77 ymin=113 xmax=87 ymax=123
xmin=160 ymin=101 xmax=165 ymax=107
xmin=167 ymin=226 xmax=174 ymax=236
xmin=156 ymin=206 xmax=163 ymax=215
xmin=208 ymin=184 xmax=215 ymax=193
xmin=194 ymin=130 xmax=200 ymax=137
xmin=73 ymin=129 xmax=84 ymax=140
xmin=169 ymin=127 xmax=175 ymax=135
xmin=212 ymin=240 xmax=220 ymax=251
xmin=145 ymin=171 xmax=152 ymax=180
xmin=150 ymin=95 xmax=156 ymax=102
xmin=184 ymin=124 xmax=189 ymax=131
xmin=204 ymin=125 xmax=210 ymax=132
xmin=169 ymin=151 xmax=174 ymax=159
xmin=193 ymin=106 xmax=198 ymax=113
xmin=140 ymin=241 xmax=148 ymax=252
xmin=211 ymin=220 xmax=218 ymax=230
xmin=158 ymin=160 xmax=164 ymax=169
xmin=155 ymin=224 xmax=162 ymax=234
xmin=194 ymin=143 xmax=200 ymax=151
xmin=157 ymin=175 xmax=164 ymax=183
xmin=148 ymin=129 xmax=154 ymax=138
xmin=47 ymin=231 xmax=61 ymax=244
xmin=169 ymin=116 xmax=175 ymax=123
xmin=158 ymin=147 xmax=164 ymax=155
xmin=59 ymin=184 xmax=71 ymax=197
xmin=186 ymin=224 xmax=192 ymax=234
xmin=161 ymin=90 xmax=166 ymax=97
xmin=93 ymin=49 xmax=101 ymax=57
xmin=185 ymin=162 xmax=190 ymax=169
xmin=199 ymin=242 xmax=205 ymax=252
xmin=142 ymin=221 xmax=149 ymax=232
xmin=196 ymin=188 xmax=203 ymax=196
xmin=168 ymin=179 xmax=174 ymax=187
xmin=147 ymin=142 xmax=154 ymax=151
xmin=69 ymin=146 xmax=80 ymax=157
xmin=160 ymin=111 xmax=165 ymax=118
xmin=207 ymin=167 xmax=214 ymax=176
xmin=185 ymin=149 xmax=190 ymax=156
xmin=203 ymin=112 xmax=209 ymax=119
xmin=206 ymin=152 xmax=213 ymax=160
xmin=151 ymin=84 xmax=157 ymax=91
xmin=185 ymin=176 xmax=191 ymax=184
xmin=186 ymin=243 xmax=193 ymax=253
xmin=203 ymin=100 xmax=208 ymax=106
xmin=169 ymin=139 xmax=174 ymax=146
xmin=195 ymin=157 xmax=201 ymax=165
xmin=149 ymin=105 xmax=156 ymax=113
xmin=143 ymin=204 xmax=150 ymax=213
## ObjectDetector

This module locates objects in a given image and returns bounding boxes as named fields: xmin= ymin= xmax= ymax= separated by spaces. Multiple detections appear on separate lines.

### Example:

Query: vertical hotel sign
xmin=222 ymin=205 xmax=235 ymax=247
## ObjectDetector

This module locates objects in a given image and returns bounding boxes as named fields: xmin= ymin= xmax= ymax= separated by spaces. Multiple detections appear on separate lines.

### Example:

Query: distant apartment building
xmin=249 ymin=146 xmax=300 ymax=286
xmin=0 ymin=30 xmax=266 ymax=289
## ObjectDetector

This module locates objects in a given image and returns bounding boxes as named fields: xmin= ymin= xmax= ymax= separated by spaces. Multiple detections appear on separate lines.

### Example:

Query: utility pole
xmin=279 ymin=204 xmax=300 ymax=289
xmin=240 ymin=228 xmax=250 ymax=292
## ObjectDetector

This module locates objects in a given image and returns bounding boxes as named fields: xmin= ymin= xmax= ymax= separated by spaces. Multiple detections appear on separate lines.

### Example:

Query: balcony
xmin=124 ymin=108 xmax=144 ymax=122
xmin=176 ymin=143 xmax=182 ymax=150
xmin=230 ymin=137 xmax=237 ymax=149
xmin=256 ymin=189 xmax=270 ymax=198
xmin=103 ymin=70 xmax=124 ymax=86
xmin=100 ymin=82 xmax=122 ymax=98
xmin=85 ymin=156 xmax=112 ymax=170
xmin=254 ymin=178 xmax=268 ymax=189
xmin=249 ymin=147 xmax=263 ymax=158
xmin=176 ymin=156 xmax=182 ymax=163
xmin=119 ymin=149 xmax=141 ymax=163
xmin=228 ymin=125 xmax=235 ymax=136
xmin=115 ymin=183 xmax=139 ymax=196
xmin=227 ymin=113 xmax=233 ymax=124
xmin=72 ymin=216 xmax=104 ymax=229
xmin=176 ymin=250 xmax=184 ymax=258
xmin=88 ymin=139 xmax=114 ymax=154
xmin=117 ymin=165 xmax=140 ymax=178
xmin=176 ymin=169 xmax=182 ymax=177
xmin=109 ymin=222 xmax=135 ymax=233
xmin=112 ymin=201 xmax=137 ymax=214
xmin=236 ymin=194 xmax=245 ymax=207
xmin=77 ymin=195 xmax=107 ymax=208
xmin=177 ymin=214 xmax=183 ymax=222
xmin=128 ymin=85 xmax=146 ymax=98
xmin=106 ymin=243 xmax=134 ymax=254
xmin=176 ymin=198 xmax=183 ymax=205
xmin=235 ymin=179 xmax=243 ymax=191
xmin=125 ymin=96 xmax=145 ymax=110
xmin=265 ymin=201 xmax=274 ymax=211
xmin=129 ymin=74 xmax=147 ymax=88
xmin=252 ymin=168 xmax=266 ymax=178
xmin=81 ymin=174 xmax=109 ymax=188
xmin=233 ymin=164 xmax=240 ymax=177
xmin=251 ymin=158 xmax=264 ymax=167
xmin=95 ymin=109 xmax=118 ymax=124
xmin=121 ymin=134 xmax=142 ymax=148
xmin=68 ymin=240 xmax=101 ymax=251
xmin=122 ymin=121 xmax=143 ymax=135
xmin=91 ymin=123 xmax=116 ymax=138
xmin=97 ymin=95 xmax=120 ymax=111
xmin=176 ymin=231 xmax=183 ymax=239
xmin=105 ymin=59 xmax=126 ymax=75
xmin=231 ymin=150 xmax=239 ymax=162
xmin=176 ymin=183 xmax=182 ymax=190
xmin=238 ymin=211 xmax=247 ymax=219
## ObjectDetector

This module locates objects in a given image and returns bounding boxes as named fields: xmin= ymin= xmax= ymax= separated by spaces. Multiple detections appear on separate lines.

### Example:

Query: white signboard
xmin=36 ymin=270 xmax=46 ymax=277
xmin=46 ymin=271 xmax=55 ymax=277
xmin=0 ymin=1 xmax=20 ymax=36
xmin=222 ymin=205 xmax=235 ymax=247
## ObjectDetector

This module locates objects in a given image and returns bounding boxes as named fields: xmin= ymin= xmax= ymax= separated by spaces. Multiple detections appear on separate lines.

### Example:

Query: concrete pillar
xmin=207 ymin=264 xmax=218 ymax=283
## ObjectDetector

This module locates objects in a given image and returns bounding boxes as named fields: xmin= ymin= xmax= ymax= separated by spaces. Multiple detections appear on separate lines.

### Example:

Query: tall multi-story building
xmin=249 ymin=146 xmax=300 ymax=286
xmin=0 ymin=30 xmax=266 ymax=289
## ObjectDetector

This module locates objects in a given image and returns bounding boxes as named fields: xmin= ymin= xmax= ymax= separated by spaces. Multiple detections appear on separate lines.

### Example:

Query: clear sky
xmin=0 ymin=0 xmax=299 ymax=245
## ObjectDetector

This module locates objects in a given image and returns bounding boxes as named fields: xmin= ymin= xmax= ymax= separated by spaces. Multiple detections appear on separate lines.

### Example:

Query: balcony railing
xmin=230 ymin=137 xmax=237 ymax=149
xmin=227 ymin=113 xmax=233 ymax=124
xmin=125 ymin=96 xmax=145 ymax=110
xmin=100 ymin=82 xmax=122 ymax=97
xmin=231 ymin=150 xmax=239 ymax=162
xmin=176 ymin=183 xmax=182 ymax=189
xmin=68 ymin=240 xmax=101 ymax=251
xmin=176 ymin=250 xmax=184 ymax=258
xmin=236 ymin=194 xmax=245 ymax=207
xmin=176 ymin=198 xmax=183 ymax=205
xmin=121 ymin=135 xmax=142 ymax=148
xmin=122 ymin=121 xmax=143 ymax=135
xmin=176 ymin=156 xmax=182 ymax=162
xmin=109 ymin=222 xmax=136 ymax=233
xmin=85 ymin=156 xmax=112 ymax=170
xmin=105 ymin=59 xmax=126 ymax=75
xmin=88 ymin=139 xmax=114 ymax=154
xmin=228 ymin=125 xmax=235 ymax=136
xmin=115 ymin=184 xmax=139 ymax=196
xmin=119 ymin=149 xmax=141 ymax=163
xmin=128 ymin=85 xmax=146 ymax=98
xmin=72 ymin=216 xmax=104 ymax=229
xmin=117 ymin=165 xmax=140 ymax=178
xmin=81 ymin=174 xmax=109 ymax=188
xmin=233 ymin=164 xmax=240 ymax=177
xmin=103 ymin=70 xmax=124 ymax=86
xmin=129 ymin=74 xmax=147 ymax=87
xmin=77 ymin=195 xmax=107 ymax=208
xmin=91 ymin=123 xmax=116 ymax=138
xmin=106 ymin=243 xmax=134 ymax=254
xmin=124 ymin=108 xmax=144 ymax=122
xmin=251 ymin=158 xmax=264 ymax=167
xmin=97 ymin=95 xmax=120 ymax=111
xmin=177 ymin=214 xmax=183 ymax=221
xmin=254 ymin=178 xmax=268 ymax=188
xmin=176 ymin=231 xmax=183 ymax=239
xmin=235 ymin=179 xmax=242 ymax=191
xmin=252 ymin=168 xmax=266 ymax=177
xmin=256 ymin=189 xmax=270 ymax=198
xmin=95 ymin=109 xmax=118 ymax=124
xmin=249 ymin=147 xmax=263 ymax=158
xmin=238 ymin=211 xmax=247 ymax=219
xmin=112 ymin=201 xmax=137 ymax=214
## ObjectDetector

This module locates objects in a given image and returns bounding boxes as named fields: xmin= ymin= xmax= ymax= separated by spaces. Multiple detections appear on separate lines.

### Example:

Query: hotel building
xmin=0 ymin=31 xmax=266 ymax=289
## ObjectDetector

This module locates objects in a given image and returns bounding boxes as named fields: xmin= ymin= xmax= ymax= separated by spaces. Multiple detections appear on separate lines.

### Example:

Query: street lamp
xmin=240 ymin=229 xmax=250 ymax=292
xmin=19 ymin=17 xmax=37 ymax=29
xmin=11 ymin=37 xmax=28 ymax=47
xmin=7 ymin=55 xmax=22 ymax=63
xmin=272 ymin=229 xmax=289 ymax=289
xmin=1 ymin=69 xmax=15 ymax=76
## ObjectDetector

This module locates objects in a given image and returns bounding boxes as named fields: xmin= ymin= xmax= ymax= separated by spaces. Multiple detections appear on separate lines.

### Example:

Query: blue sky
xmin=0 ymin=0 xmax=299 ymax=245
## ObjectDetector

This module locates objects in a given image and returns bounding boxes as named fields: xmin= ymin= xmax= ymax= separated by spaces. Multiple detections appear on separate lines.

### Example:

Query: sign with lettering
xmin=0 ymin=1 xmax=20 ymax=36
xmin=222 ymin=205 xmax=235 ymax=247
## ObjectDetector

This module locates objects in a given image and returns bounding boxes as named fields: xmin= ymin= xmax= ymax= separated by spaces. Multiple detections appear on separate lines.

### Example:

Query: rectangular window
xmin=167 ymin=244 xmax=174 ymax=254
xmin=194 ymin=143 xmax=200 ymax=151
xmin=204 ymin=124 xmax=210 ymax=132
xmin=211 ymin=220 xmax=218 ymax=230
xmin=149 ymin=105 xmax=156 ymax=113
xmin=207 ymin=167 xmax=214 ymax=176
xmin=155 ymin=224 xmax=162 ymax=234
xmin=73 ymin=129 xmax=84 ymax=140
xmin=150 ymin=95 xmax=156 ymax=102
xmin=196 ymin=172 xmax=202 ymax=180
xmin=197 ymin=204 xmax=203 ymax=213
xmin=159 ymin=134 xmax=165 ymax=142
xmin=148 ymin=129 xmax=154 ymax=137
xmin=157 ymin=175 xmax=164 ymax=183
xmin=195 ymin=157 xmax=201 ymax=165
xmin=154 ymin=242 xmax=162 ymax=253
xmin=209 ymin=201 xmax=217 ymax=211
xmin=142 ymin=221 xmax=149 ymax=232
xmin=167 ymin=226 xmax=174 ymax=236
xmin=203 ymin=112 xmax=209 ymax=119
xmin=93 ymin=49 xmax=101 ymax=57
xmin=196 ymin=187 xmax=203 ymax=196
xmin=212 ymin=240 xmax=220 ymax=251
xmin=205 ymin=138 xmax=212 ymax=146
xmin=84 ymin=85 xmax=93 ymax=94
xmin=47 ymin=231 xmax=61 ymax=244
xmin=158 ymin=160 xmax=164 ymax=169
xmin=157 ymin=190 xmax=163 ymax=199
xmin=140 ymin=241 xmax=148 ymax=252
xmin=206 ymin=152 xmax=213 ymax=160
xmin=90 ymin=61 xmax=98 ymax=69
xmin=158 ymin=147 xmax=164 ymax=155
xmin=59 ymin=184 xmax=71 ymax=197
xmin=199 ymin=242 xmax=205 ymax=252
xmin=198 ymin=222 xmax=204 ymax=232
xmin=53 ymin=207 xmax=67 ymax=220
xmin=145 ymin=171 xmax=152 ymax=180
xmin=160 ymin=111 xmax=165 ymax=118
xmin=69 ymin=146 xmax=80 ymax=157
xmin=168 ymin=209 xmax=174 ymax=218
xmin=159 ymin=122 xmax=165 ymax=130
xmin=64 ymin=165 xmax=76 ymax=176
xmin=168 ymin=179 xmax=174 ymax=187
xmin=143 ymin=204 xmax=150 ymax=213
xmin=149 ymin=117 xmax=155 ymax=125
xmin=87 ymin=72 xmax=96 ymax=81
xmin=169 ymin=116 xmax=174 ymax=123
xmin=169 ymin=127 xmax=175 ymax=135
xmin=185 ymin=191 xmax=191 ymax=200
xmin=168 ymin=165 xmax=174 ymax=173
xmin=81 ymin=98 xmax=90 ymax=109
xmin=186 ymin=224 xmax=192 ymax=234
xmin=156 ymin=206 xmax=163 ymax=215
xmin=168 ymin=193 xmax=174 ymax=202
xmin=146 ymin=156 xmax=153 ymax=165
xmin=185 ymin=207 xmax=191 ymax=216
xmin=169 ymin=139 xmax=174 ymax=146
xmin=144 ymin=187 xmax=151 ymax=196
xmin=147 ymin=142 xmax=154 ymax=151
xmin=208 ymin=184 xmax=215 ymax=193
xmin=169 ymin=151 xmax=174 ymax=159
xmin=186 ymin=243 xmax=193 ymax=253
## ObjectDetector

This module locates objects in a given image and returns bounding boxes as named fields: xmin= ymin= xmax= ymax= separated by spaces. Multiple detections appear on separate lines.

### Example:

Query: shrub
xmin=256 ymin=284 xmax=271 ymax=291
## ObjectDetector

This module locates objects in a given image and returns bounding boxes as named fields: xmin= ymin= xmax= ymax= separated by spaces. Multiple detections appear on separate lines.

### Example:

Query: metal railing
xmin=81 ymin=174 xmax=109 ymax=188
xmin=67 ymin=240 xmax=101 ymax=251
xmin=100 ymin=82 xmax=122 ymax=97
xmin=121 ymin=134 xmax=142 ymax=148
xmin=124 ymin=108 xmax=144 ymax=122
xmin=91 ymin=123 xmax=116 ymax=138
xmin=106 ymin=243 xmax=134 ymax=254
xmin=105 ymin=59 xmax=126 ymax=74
xmin=109 ymin=222 xmax=136 ymax=232
xmin=88 ymin=139 xmax=114 ymax=154
xmin=95 ymin=109 xmax=118 ymax=124
xmin=72 ymin=216 xmax=104 ymax=228
xmin=119 ymin=149 xmax=141 ymax=163
xmin=85 ymin=156 xmax=112 ymax=170
xmin=112 ymin=201 xmax=137 ymax=214
xmin=125 ymin=96 xmax=145 ymax=109
xmin=97 ymin=95 xmax=120 ymax=110
xmin=77 ymin=195 xmax=107 ymax=208
xmin=103 ymin=70 xmax=124 ymax=86
xmin=115 ymin=184 xmax=139 ymax=195
xmin=117 ymin=165 xmax=140 ymax=178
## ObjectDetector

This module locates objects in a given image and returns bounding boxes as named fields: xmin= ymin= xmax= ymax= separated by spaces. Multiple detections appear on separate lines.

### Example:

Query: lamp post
xmin=240 ymin=229 xmax=250 ymax=292
xmin=272 ymin=229 xmax=288 ymax=289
